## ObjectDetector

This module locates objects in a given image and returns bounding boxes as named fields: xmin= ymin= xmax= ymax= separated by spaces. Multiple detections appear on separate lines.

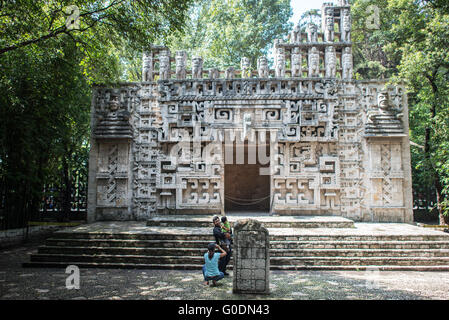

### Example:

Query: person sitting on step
xmin=202 ymin=242 xmax=227 ymax=286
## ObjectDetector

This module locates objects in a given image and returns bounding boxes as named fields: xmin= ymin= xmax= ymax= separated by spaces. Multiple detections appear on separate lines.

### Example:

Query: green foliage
xmin=352 ymin=0 xmax=449 ymax=222
xmin=0 ymin=0 xmax=192 ymax=83
xmin=0 ymin=0 xmax=191 ymax=228
xmin=165 ymin=0 xmax=293 ymax=69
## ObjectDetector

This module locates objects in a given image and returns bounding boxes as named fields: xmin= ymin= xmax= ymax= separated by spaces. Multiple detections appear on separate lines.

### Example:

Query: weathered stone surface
xmin=233 ymin=219 xmax=270 ymax=294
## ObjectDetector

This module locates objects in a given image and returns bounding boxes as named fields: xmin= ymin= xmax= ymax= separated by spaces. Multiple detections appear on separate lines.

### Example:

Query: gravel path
xmin=1 ymin=241 xmax=448 ymax=300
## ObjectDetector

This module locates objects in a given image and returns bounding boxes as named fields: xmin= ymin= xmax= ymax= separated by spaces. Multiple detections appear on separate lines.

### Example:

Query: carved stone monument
xmin=175 ymin=50 xmax=187 ymax=80
xmin=241 ymin=57 xmax=251 ymax=78
xmin=341 ymin=8 xmax=351 ymax=42
xmin=289 ymin=24 xmax=301 ymax=44
xmin=325 ymin=46 xmax=337 ymax=78
xmin=232 ymin=219 xmax=270 ymax=295
xmin=192 ymin=56 xmax=203 ymax=79
xmin=323 ymin=5 xmax=334 ymax=42
xmin=308 ymin=47 xmax=320 ymax=77
xmin=87 ymin=1 xmax=413 ymax=224
xmin=291 ymin=47 xmax=302 ymax=77
xmin=142 ymin=52 xmax=153 ymax=82
xmin=257 ymin=56 xmax=269 ymax=78
xmin=342 ymin=47 xmax=353 ymax=79
xmin=307 ymin=23 xmax=318 ymax=42
xmin=158 ymin=50 xmax=170 ymax=80
xmin=274 ymin=47 xmax=285 ymax=78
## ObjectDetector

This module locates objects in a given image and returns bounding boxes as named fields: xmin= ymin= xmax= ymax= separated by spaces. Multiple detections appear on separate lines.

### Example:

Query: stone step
xmin=29 ymin=253 xmax=449 ymax=266
xmin=270 ymin=240 xmax=449 ymax=249
xmin=45 ymin=238 xmax=449 ymax=250
xmin=45 ymin=238 xmax=212 ymax=248
xmin=269 ymin=256 xmax=449 ymax=266
xmin=49 ymin=231 xmax=449 ymax=242
xmin=36 ymin=246 xmax=449 ymax=258
xmin=24 ymin=221 xmax=449 ymax=270
xmin=22 ymin=261 xmax=449 ymax=271
xmin=270 ymin=248 xmax=449 ymax=257
xmin=146 ymin=215 xmax=355 ymax=229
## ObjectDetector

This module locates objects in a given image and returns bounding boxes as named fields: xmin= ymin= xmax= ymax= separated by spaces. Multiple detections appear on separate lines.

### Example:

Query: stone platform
xmin=22 ymin=217 xmax=449 ymax=271
xmin=146 ymin=215 xmax=355 ymax=228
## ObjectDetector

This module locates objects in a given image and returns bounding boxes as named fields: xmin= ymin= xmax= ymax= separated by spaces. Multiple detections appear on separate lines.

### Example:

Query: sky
xmin=289 ymin=0 xmax=327 ymax=24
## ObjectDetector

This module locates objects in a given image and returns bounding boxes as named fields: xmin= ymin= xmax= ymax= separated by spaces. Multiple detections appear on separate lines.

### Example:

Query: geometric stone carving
xmin=87 ymin=1 xmax=413 ymax=223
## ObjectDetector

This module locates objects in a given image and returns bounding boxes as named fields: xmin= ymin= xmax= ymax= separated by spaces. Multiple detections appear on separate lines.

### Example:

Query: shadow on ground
xmin=1 ymin=241 xmax=447 ymax=300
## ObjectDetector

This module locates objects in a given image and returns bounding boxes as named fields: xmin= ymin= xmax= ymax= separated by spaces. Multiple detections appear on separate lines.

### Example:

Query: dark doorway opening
xmin=224 ymin=141 xmax=270 ymax=212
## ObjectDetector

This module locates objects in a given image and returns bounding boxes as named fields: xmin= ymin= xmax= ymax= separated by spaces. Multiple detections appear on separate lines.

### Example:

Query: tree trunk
xmin=426 ymin=73 xmax=448 ymax=225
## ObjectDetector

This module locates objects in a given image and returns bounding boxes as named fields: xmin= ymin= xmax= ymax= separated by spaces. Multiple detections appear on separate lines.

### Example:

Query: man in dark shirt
xmin=212 ymin=216 xmax=231 ymax=276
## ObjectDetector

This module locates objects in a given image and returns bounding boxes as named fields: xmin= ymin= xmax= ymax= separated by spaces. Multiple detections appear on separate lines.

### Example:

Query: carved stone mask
xmin=108 ymin=92 xmax=121 ymax=111
xmin=176 ymin=54 xmax=185 ymax=66
xmin=242 ymin=58 xmax=250 ymax=67
xmin=378 ymin=91 xmax=390 ymax=109
xmin=193 ymin=57 xmax=202 ymax=67
xmin=160 ymin=53 xmax=169 ymax=66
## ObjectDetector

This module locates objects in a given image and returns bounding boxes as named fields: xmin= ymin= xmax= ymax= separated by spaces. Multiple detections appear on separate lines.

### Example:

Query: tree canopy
xmin=1 ymin=0 xmax=449 ymax=228
xmin=165 ymin=0 xmax=293 ymax=70
xmin=0 ymin=0 xmax=192 ymax=228
xmin=351 ymin=0 xmax=449 ymax=223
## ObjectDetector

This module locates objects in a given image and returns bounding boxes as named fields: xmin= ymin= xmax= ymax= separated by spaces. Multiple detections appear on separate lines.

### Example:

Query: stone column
xmin=232 ymin=219 xmax=270 ymax=294
xmin=87 ymin=90 xmax=99 ymax=223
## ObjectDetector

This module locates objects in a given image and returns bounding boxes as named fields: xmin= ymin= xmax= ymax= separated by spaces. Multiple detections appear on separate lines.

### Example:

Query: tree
xmin=165 ymin=0 xmax=293 ymax=70
xmin=352 ymin=0 xmax=449 ymax=224
xmin=0 ymin=1 xmax=192 ymax=228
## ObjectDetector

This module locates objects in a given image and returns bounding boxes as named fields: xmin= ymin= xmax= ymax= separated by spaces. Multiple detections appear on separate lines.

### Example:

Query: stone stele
xmin=232 ymin=219 xmax=270 ymax=294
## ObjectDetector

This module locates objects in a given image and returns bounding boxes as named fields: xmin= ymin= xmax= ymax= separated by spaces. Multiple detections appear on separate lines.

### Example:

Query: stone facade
xmin=87 ymin=1 xmax=413 ymax=223
xmin=232 ymin=219 xmax=270 ymax=294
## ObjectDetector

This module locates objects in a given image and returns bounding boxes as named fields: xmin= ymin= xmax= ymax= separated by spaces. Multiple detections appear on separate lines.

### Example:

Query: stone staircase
xmin=22 ymin=216 xmax=449 ymax=271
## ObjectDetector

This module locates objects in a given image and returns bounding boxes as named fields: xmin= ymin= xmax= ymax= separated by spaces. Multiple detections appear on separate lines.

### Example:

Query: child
xmin=221 ymin=216 xmax=233 ymax=246
xmin=221 ymin=216 xmax=232 ymax=234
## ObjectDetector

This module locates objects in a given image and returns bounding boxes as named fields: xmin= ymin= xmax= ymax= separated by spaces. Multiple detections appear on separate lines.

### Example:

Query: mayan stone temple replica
xmin=87 ymin=0 xmax=413 ymax=224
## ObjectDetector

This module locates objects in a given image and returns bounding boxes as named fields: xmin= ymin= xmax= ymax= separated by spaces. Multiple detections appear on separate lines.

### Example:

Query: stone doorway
xmin=224 ymin=141 xmax=270 ymax=213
